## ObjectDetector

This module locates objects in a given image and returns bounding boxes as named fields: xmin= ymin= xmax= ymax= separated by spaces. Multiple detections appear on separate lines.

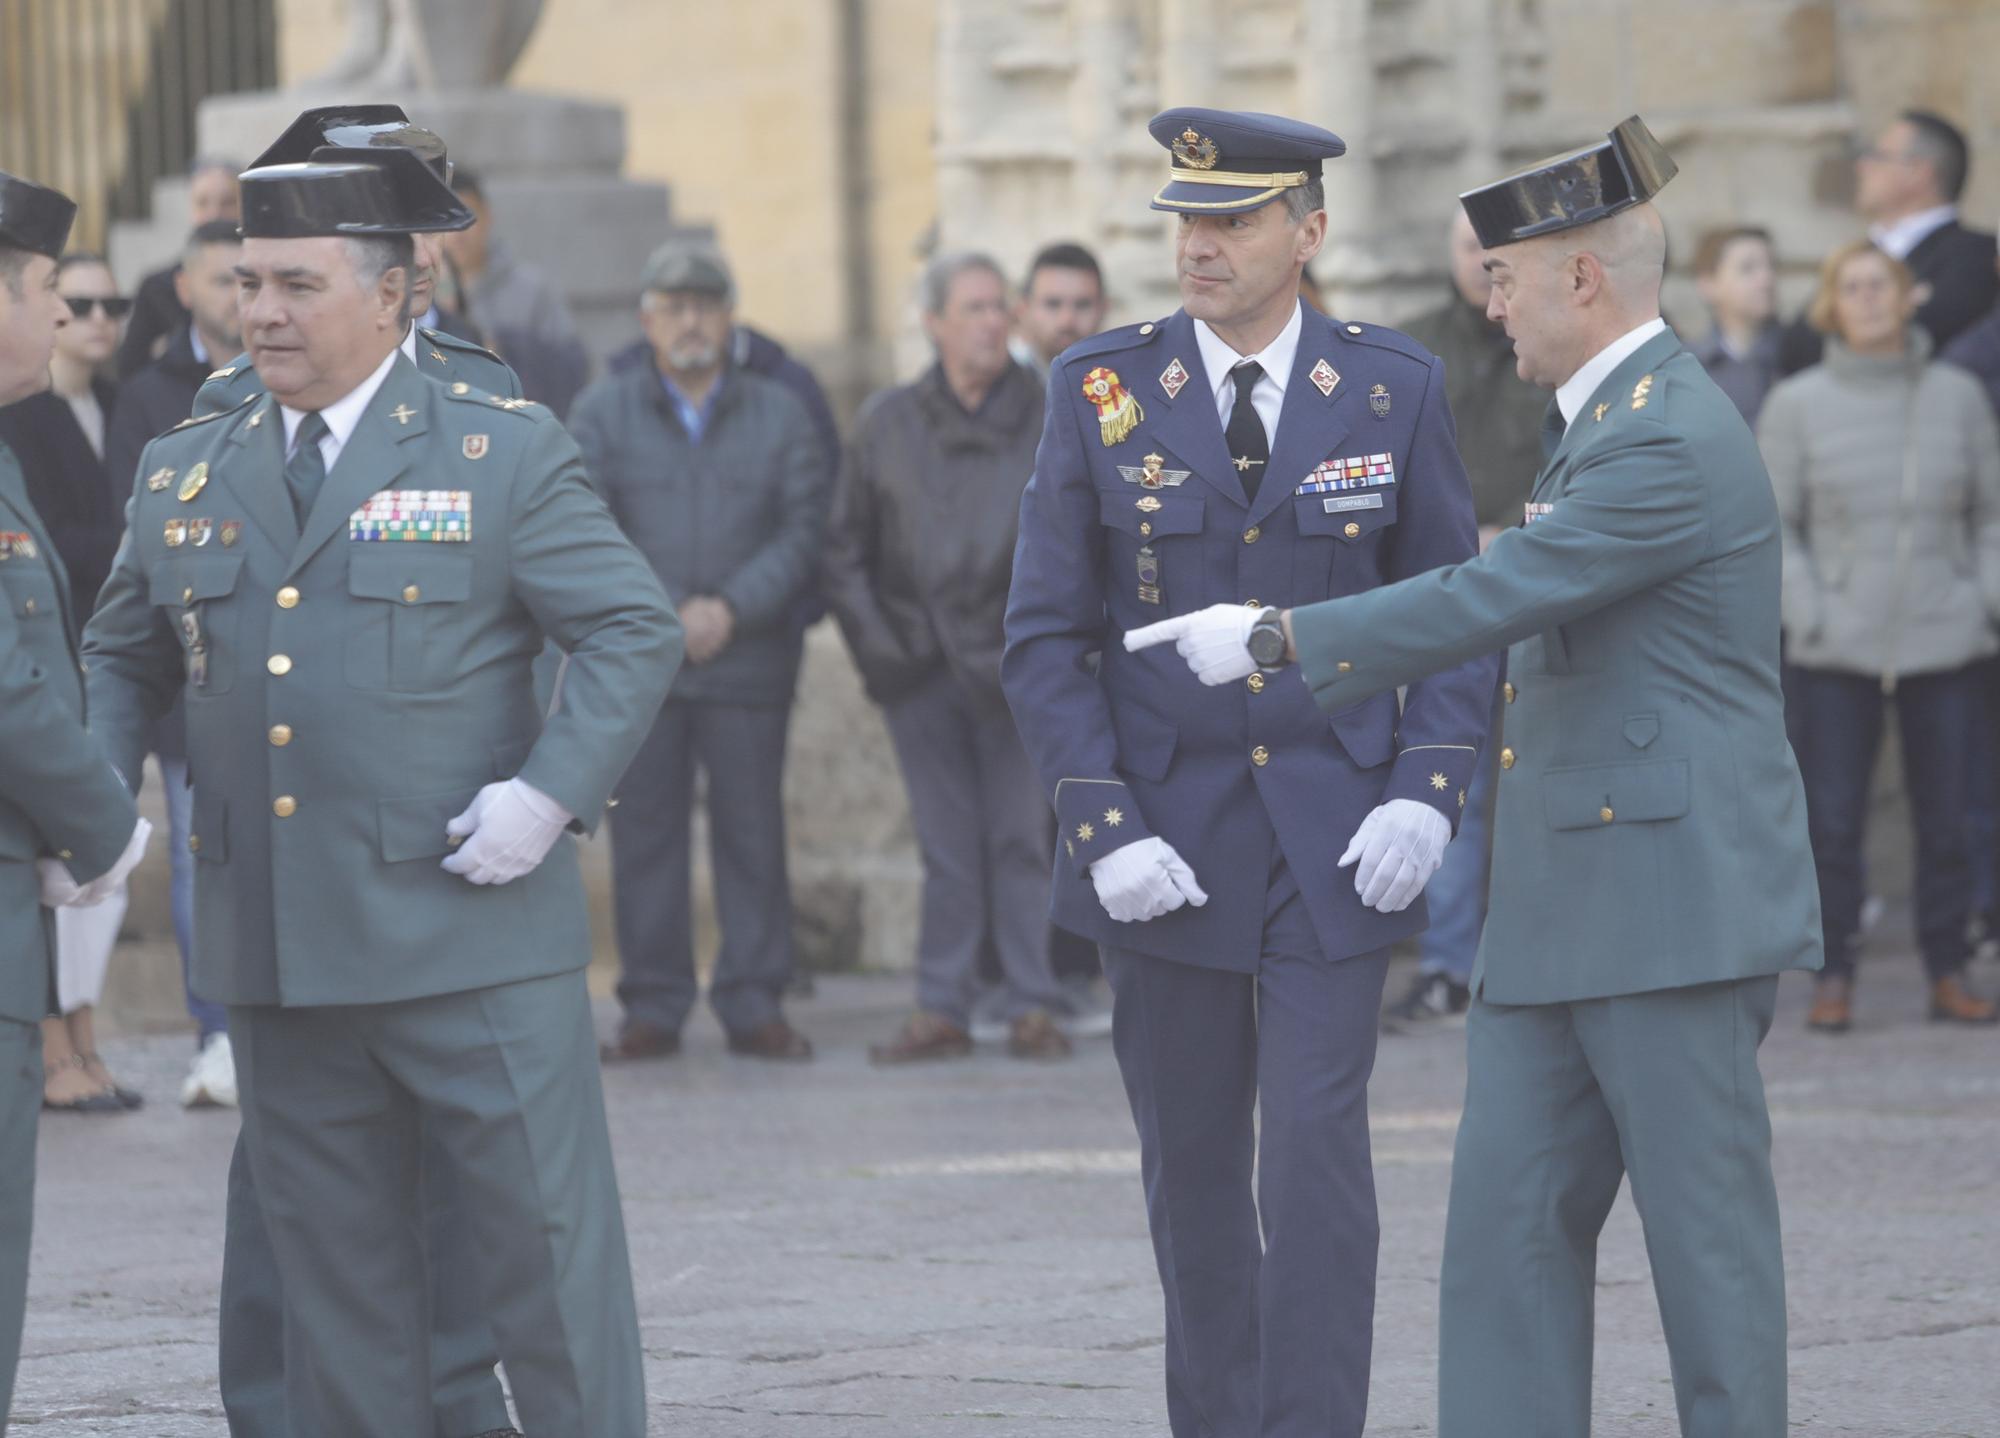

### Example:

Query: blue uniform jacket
xmin=1002 ymin=304 xmax=1497 ymax=971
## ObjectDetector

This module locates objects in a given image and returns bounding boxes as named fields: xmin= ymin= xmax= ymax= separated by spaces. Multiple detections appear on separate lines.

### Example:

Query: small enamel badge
xmin=463 ymin=434 xmax=490 ymax=460
xmin=1369 ymin=384 xmax=1391 ymax=420
xmin=1117 ymin=453 xmax=1191 ymax=489
xmin=146 ymin=467 xmax=175 ymax=492
xmin=1309 ymin=358 xmax=1340 ymax=397
xmin=189 ymin=517 xmax=213 ymax=547
xmin=1159 ymin=358 xmax=1190 ymax=400
xmin=178 ymin=462 xmax=209 ymax=502
xmin=1083 ymin=367 xmax=1143 ymax=447
xmin=164 ymin=519 xmax=187 ymax=547
xmin=1135 ymin=495 xmax=1163 ymax=514
xmin=220 ymin=520 xmax=242 ymax=547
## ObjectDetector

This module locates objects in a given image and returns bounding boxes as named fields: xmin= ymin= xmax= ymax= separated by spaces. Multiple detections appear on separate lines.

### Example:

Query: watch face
xmin=1249 ymin=621 xmax=1286 ymax=666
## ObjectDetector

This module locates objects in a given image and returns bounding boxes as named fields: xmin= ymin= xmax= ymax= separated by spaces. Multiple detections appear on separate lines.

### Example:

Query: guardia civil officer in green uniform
xmin=1131 ymin=118 xmax=1821 ymax=1438
xmin=188 ymin=107 xmax=526 ymax=1438
xmin=0 ymin=169 xmax=151 ymax=1435
xmin=83 ymin=150 xmax=680 ymax=1438
xmin=194 ymin=105 xmax=520 ymax=422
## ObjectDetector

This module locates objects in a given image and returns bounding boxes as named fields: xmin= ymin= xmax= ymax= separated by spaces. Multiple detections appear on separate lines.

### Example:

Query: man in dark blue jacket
xmin=574 ymin=240 xmax=822 ymax=1062
xmin=1002 ymin=109 xmax=1494 ymax=1437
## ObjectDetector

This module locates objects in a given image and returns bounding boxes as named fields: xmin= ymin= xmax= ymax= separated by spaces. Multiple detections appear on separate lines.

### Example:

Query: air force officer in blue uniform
xmin=1002 ymin=109 xmax=1497 ymax=1438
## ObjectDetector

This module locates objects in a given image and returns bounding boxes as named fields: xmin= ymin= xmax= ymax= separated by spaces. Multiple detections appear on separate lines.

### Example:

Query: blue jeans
xmin=1418 ymin=685 xmax=1504 ymax=984
xmin=159 ymin=757 xmax=226 ymax=1041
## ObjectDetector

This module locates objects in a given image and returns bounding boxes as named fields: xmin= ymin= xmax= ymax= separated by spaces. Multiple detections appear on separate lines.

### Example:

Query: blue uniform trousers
xmin=1103 ymin=859 xmax=1390 ymax=1438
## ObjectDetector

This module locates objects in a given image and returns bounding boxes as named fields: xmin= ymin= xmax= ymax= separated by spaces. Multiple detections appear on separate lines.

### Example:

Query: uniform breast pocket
xmin=0 ymin=566 xmax=59 ymax=631
xmin=345 ymin=548 xmax=474 ymax=691
xmin=1098 ymin=489 xmax=1204 ymax=609
xmin=1292 ymin=486 xmax=1398 ymax=592
xmin=150 ymin=557 xmax=245 ymax=695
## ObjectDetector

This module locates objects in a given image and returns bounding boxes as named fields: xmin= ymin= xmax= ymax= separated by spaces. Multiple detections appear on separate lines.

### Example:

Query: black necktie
xmin=1225 ymin=361 xmax=1270 ymax=504
xmin=1540 ymin=398 xmax=1567 ymax=462
xmin=285 ymin=411 xmax=329 ymax=523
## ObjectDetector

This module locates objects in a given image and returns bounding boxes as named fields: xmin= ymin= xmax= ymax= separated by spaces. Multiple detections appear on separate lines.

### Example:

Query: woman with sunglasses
xmin=0 ymin=252 xmax=138 ymax=1113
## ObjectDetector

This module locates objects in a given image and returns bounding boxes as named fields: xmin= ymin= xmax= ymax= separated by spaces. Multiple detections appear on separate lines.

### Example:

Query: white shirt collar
xmin=1556 ymin=317 xmax=1669 ymax=426
xmin=1194 ymin=299 xmax=1303 ymax=412
xmin=400 ymin=323 xmax=420 ymax=364
xmin=280 ymin=345 xmax=402 ymax=459
xmin=1869 ymin=204 xmax=1957 ymax=261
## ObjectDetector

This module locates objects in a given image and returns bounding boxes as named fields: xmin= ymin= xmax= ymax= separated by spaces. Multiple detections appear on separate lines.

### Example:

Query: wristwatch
xmin=1246 ymin=607 xmax=1290 ymax=669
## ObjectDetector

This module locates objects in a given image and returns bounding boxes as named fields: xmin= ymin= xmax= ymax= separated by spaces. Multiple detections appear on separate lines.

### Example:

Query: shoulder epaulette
xmin=1330 ymin=318 xmax=1434 ymax=365
xmin=420 ymin=326 xmax=505 ymax=363
xmin=170 ymin=391 xmax=256 ymax=430
xmin=440 ymin=380 xmax=543 ymax=419
xmin=1060 ymin=318 xmax=1169 ymax=369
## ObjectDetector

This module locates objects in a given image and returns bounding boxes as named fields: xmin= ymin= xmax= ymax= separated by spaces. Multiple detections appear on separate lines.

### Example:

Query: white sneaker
xmin=179 ymin=1032 xmax=238 ymax=1109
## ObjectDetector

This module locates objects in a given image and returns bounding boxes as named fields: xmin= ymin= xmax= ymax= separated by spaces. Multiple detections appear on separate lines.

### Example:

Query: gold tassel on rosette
xmin=1081 ymin=366 xmax=1144 ymax=447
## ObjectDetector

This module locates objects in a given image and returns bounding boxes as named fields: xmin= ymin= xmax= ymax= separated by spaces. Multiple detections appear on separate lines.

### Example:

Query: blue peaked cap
xmin=1148 ymin=107 xmax=1346 ymax=216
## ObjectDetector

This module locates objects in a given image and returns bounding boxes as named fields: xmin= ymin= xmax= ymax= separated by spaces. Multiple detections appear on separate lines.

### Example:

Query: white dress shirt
xmin=280 ymin=344 xmax=402 ymax=471
xmin=1555 ymin=317 xmax=1669 ymax=427
xmin=1869 ymin=204 xmax=1957 ymax=262
xmin=1193 ymin=299 xmax=1302 ymax=444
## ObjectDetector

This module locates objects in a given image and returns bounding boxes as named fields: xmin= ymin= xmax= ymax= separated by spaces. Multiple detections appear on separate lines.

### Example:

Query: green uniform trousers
xmin=1439 ymin=977 xmax=1786 ymax=1438
xmin=230 ymin=970 xmax=644 ymax=1438
xmin=0 ymin=1020 xmax=38 ymax=1435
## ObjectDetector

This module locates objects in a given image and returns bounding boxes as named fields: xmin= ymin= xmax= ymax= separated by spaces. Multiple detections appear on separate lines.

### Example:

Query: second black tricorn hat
xmin=1459 ymin=116 xmax=1678 ymax=249
xmin=238 ymin=148 xmax=474 ymax=239
xmin=252 ymin=104 xmax=452 ymax=184
xmin=0 ymin=170 xmax=77 ymax=259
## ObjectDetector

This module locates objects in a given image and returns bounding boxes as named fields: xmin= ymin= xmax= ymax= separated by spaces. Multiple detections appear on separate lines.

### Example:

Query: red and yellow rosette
xmin=1081 ymin=366 xmax=1144 ymax=447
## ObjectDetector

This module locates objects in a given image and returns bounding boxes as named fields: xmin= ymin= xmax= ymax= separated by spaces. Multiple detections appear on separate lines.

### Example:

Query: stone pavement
xmin=11 ymin=932 xmax=1999 ymax=1436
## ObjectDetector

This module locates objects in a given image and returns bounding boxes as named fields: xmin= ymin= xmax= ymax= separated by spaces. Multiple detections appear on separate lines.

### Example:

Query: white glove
xmin=39 ymin=817 xmax=153 ymax=908
xmin=1123 ymin=604 xmax=1262 ymax=685
xmin=1089 ymin=836 xmax=1211 ymax=924
xmin=1339 ymin=799 xmax=1451 ymax=913
xmin=441 ymin=778 xmax=572 ymax=886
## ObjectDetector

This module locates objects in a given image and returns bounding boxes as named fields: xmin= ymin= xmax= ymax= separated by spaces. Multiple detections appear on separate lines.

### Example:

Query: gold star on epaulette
xmin=1103 ymin=807 xmax=1124 ymax=827
xmin=1430 ymin=772 xmax=1449 ymax=791
xmin=1076 ymin=821 xmax=1095 ymax=843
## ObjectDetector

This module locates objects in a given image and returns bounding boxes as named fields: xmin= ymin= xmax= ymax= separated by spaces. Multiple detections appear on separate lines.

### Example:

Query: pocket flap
xmin=1543 ymin=757 xmax=1690 ymax=831
xmin=1622 ymin=712 xmax=1660 ymax=749
xmin=0 ymin=567 xmax=58 ymax=619
xmin=347 ymin=548 xmax=472 ymax=605
xmin=150 ymin=556 xmax=244 ymax=607
xmin=379 ymin=785 xmax=484 ymax=863
xmin=1098 ymin=490 xmax=1204 ymax=540
xmin=1329 ymin=693 xmax=1396 ymax=769
xmin=1110 ymin=697 xmax=1179 ymax=783
xmin=1295 ymin=487 xmax=1398 ymax=541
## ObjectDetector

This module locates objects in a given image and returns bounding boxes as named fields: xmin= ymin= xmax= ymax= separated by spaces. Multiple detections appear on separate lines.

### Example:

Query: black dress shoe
xmin=599 ymin=1020 xmax=680 ymax=1062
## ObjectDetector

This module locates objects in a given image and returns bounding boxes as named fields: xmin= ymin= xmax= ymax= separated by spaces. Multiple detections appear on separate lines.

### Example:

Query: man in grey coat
xmin=574 ymin=240 xmax=822 ymax=1062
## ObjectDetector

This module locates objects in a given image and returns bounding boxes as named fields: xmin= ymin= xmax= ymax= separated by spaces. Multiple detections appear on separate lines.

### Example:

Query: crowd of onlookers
xmin=7 ymin=103 xmax=1997 ymax=1113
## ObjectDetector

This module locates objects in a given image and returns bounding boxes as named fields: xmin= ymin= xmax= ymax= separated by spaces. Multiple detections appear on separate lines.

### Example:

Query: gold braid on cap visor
xmin=1153 ymin=167 xmax=1313 ymax=209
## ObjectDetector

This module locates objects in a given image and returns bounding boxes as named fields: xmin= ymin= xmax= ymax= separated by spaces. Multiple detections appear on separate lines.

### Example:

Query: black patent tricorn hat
xmin=238 ymin=149 xmax=473 ymax=239
xmin=1459 ymin=116 xmax=1678 ymax=249
xmin=0 ymin=170 xmax=77 ymax=259
xmin=252 ymin=104 xmax=452 ymax=185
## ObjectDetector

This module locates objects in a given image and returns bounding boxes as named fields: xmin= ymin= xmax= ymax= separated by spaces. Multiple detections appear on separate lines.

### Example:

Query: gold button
xmin=448 ymin=831 xmax=465 ymax=846
xmin=451 ymin=382 xmax=470 ymax=395
xmin=1347 ymin=324 xmax=1363 ymax=334
xmin=1244 ymin=598 xmax=1262 ymax=609
xmin=1251 ymin=746 xmax=1271 ymax=766
xmin=269 ymin=723 xmax=293 ymax=747
xmin=1503 ymin=682 xmax=1516 ymax=703
xmin=1140 ymin=521 xmax=1152 ymax=537
xmin=276 ymin=586 xmax=299 ymax=609
xmin=267 ymin=654 xmax=292 ymax=676
xmin=1247 ymin=673 xmax=1265 ymax=694
xmin=57 ymin=848 xmax=72 ymax=860
xmin=272 ymin=795 xmax=297 ymax=818
xmin=1139 ymin=322 xmax=1154 ymax=335
xmin=401 ymin=584 xmax=421 ymax=603
xmin=1243 ymin=526 xmax=1261 ymax=544
xmin=1500 ymin=747 xmax=1516 ymax=769
xmin=607 ymin=797 xmax=621 ymax=808
xmin=1344 ymin=521 xmax=1362 ymax=539
xmin=182 ymin=586 xmax=194 ymax=604
xmin=1599 ymin=806 xmax=1615 ymax=823
xmin=1337 ymin=661 xmax=1352 ymax=673
xmin=22 ymin=599 xmax=35 ymax=615
xmin=188 ymin=834 xmax=200 ymax=854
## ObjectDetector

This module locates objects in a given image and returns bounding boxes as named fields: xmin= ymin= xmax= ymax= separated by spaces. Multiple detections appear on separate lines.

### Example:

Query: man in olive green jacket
xmin=0 ymin=170 xmax=150 ymax=1435
xmin=1131 ymin=120 xmax=1821 ymax=1438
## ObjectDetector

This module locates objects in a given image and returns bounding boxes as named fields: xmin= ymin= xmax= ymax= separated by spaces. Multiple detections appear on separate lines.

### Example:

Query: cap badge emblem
xmin=1171 ymin=128 xmax=1219 ymax=170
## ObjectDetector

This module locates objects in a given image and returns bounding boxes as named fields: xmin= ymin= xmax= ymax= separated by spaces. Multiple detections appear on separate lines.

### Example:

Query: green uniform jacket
xmin=1292 ymin=328 xmax=1822 ymax=1003
xmin=0 ymin=440 xmax=140 ymax=1023
xmin=192 ymin=325 xmax=520 ymax=418
xmin=82 ymin=355 xmax=681 ymax=1007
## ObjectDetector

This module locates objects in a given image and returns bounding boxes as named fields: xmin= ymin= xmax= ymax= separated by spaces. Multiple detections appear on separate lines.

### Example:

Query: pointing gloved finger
xmin=1124 ymin=616 xmax=1193 ymax=652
